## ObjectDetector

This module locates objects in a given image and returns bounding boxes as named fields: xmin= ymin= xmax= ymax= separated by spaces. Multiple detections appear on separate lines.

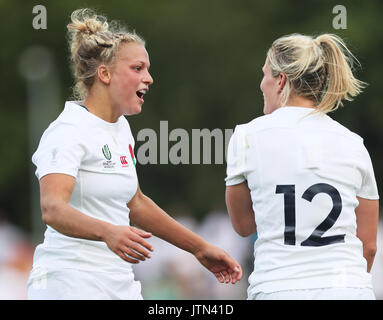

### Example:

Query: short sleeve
xmin=225 ymin=125 xmax=248 ymax=186
xmin=123 ymin=118 xmax=135 ymax=148
xmin=357 ymin=144 xmax=379 ymax=200
xmin=32 ymin=122 xmax=85 ymax=180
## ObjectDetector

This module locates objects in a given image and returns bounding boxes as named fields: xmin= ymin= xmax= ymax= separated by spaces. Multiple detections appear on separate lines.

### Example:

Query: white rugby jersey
xmin=32 ymin=101 xmax=138 ymax=273
xmin=226 ymin=106 xmax=379 ymax=295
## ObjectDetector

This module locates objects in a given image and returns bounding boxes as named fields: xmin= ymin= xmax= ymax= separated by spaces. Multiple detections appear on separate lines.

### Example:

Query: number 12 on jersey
xmin=276 ymin=183 xmax=345 ymax=247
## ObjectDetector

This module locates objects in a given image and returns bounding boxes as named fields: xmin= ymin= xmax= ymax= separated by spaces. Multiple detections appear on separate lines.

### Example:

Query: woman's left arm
xmin=226 ymin=181 xmax=257 ymax=237
xmin=127 ymin=185 xmax=242 ymax=284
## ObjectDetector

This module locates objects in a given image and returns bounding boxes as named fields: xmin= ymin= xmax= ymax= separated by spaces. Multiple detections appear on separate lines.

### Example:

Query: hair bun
xmin=67 ymin=8 xmax=109 ymax=38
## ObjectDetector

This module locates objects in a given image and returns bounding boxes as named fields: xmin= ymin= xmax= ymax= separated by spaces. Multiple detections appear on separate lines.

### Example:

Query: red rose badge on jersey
xmin=129 ymin=144 xmax=136 ymax=166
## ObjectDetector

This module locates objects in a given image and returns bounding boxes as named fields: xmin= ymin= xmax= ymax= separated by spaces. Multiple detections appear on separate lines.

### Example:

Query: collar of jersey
xmin=280 ymin=105 xmax=316 ymax=111
xmin=65 ymin=101 xmax=123 ymax=128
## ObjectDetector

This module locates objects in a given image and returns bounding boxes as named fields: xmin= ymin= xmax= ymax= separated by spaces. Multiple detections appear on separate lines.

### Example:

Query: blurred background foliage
xmin=0 ymin=0 xmax=382 ymax=239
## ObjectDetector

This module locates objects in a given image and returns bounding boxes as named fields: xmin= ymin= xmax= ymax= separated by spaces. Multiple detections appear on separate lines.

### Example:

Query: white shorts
xmin=249 ymin=287 xmax=376 ymax=300
xmin=27 ymin=266 xmax=143 ymax=300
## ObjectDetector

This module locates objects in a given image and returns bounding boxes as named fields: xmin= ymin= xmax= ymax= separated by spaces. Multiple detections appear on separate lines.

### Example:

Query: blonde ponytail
xmin=67 ymin=8 xmax=145 ymax=99
xmin=314 ymin=34 xmax=366 ymax=113
xmin=266 ymin=33 xmax=367 ymax=114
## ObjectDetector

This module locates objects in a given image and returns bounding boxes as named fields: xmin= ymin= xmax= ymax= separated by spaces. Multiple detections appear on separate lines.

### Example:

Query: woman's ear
xmin=278 ymin=73 xmax=287 ymax=94
xmin=97 ymin=65 xmax=111 ymax=85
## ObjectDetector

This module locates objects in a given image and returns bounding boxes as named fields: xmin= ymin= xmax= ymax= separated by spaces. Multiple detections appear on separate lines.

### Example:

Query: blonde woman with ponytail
xmin=27 ymin=9 xmax=242 ymax=300
xmin=226 ymin=33 xmax=379 ymax=300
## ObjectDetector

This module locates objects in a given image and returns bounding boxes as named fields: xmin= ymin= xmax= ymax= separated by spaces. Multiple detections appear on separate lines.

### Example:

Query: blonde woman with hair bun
xmin=27 ymin=8 xmax=242 ymax=300
xmin=225 ymin=33 xmax=379 ymax=300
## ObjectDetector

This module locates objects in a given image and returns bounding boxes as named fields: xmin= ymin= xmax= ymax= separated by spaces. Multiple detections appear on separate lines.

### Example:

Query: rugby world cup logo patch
xmin=102 ymin=144 xmax=116 ymax=171
xmin=102 ymin=144 xmax=112 ymax=160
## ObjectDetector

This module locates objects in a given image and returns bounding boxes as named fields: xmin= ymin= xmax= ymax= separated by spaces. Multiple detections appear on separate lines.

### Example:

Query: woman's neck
xmin=285 ymin=95 xmax=316 ymax=108
xmin=82 ymin=87 xmax=120 ymax=123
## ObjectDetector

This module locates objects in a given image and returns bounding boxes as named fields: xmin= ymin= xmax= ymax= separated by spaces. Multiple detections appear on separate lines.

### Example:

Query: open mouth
xmin=136 ymin=89 xmax=147 ymax=101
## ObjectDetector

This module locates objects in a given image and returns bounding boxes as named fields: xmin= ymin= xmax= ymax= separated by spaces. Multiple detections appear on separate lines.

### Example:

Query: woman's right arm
xmin=39 ymin=173 xmax=153 ymax=263
xmin=355 ymin=196 xmax=379 ymax=272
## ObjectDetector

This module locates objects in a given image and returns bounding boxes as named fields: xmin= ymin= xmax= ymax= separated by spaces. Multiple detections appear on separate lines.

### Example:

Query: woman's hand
xmin=128 ymin=185 xmax=242 ymax=282
xmin=194 ymin=244 xmax=242 ymax=284
xmin=103 ymin=224 xmax=154 ymax=264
